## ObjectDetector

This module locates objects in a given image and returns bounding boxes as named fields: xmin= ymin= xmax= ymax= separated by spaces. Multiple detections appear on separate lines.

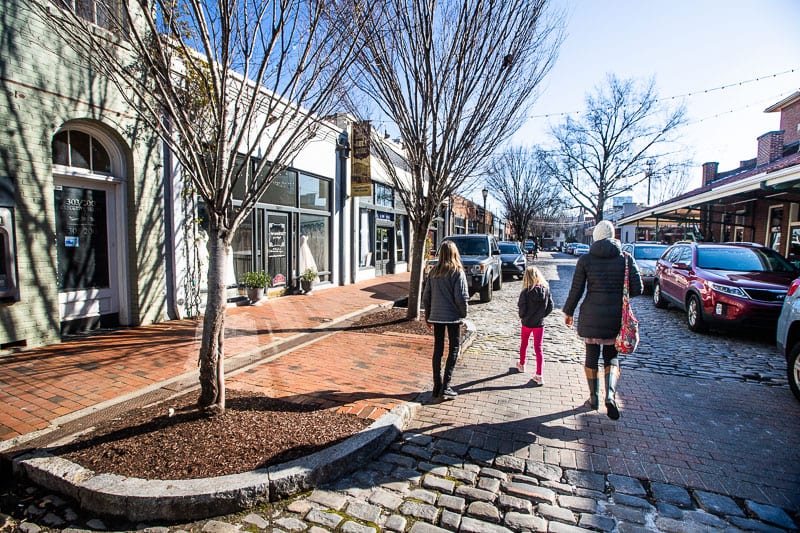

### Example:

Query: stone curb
xmin=12 ymin=401 xmax=419 ymax=522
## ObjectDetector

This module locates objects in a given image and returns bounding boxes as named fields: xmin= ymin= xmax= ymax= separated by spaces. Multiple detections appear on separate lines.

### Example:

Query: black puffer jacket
xmin=563 ymin=239 xmax=643 ymax=340
xmin=518 ymin=286 xmax=554 ymax=328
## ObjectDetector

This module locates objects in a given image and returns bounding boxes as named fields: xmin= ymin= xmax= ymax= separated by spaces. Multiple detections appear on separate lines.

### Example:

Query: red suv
xmin=652 ymin=242 xmax=799 ymax=332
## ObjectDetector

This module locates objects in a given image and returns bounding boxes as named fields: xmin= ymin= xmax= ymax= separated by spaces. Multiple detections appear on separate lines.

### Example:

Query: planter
xmin=300 ymin=279 xmax=313 ymax=293
xmin=247 ymin=287 xmax=265 ymax=303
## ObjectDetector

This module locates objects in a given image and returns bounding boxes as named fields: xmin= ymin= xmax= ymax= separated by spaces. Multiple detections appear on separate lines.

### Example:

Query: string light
xmin=527 ymin=68 xmax=798 ymax=121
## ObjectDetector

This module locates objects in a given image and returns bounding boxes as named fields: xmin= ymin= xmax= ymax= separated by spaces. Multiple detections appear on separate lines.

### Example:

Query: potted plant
xmin=240 ymin=270 xmax=270 ymax=303
xmin=299 ymin=268 xmax=317 ymax=293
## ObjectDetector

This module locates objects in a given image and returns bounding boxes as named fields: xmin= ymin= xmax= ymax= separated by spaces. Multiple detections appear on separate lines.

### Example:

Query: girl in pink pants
xmin=517 ymin=266 xmax=554 ymax=385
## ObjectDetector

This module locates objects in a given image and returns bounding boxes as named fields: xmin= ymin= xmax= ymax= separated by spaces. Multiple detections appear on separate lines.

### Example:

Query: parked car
xmin=498 ymin=241 xmax=527 ymax=279
xmin=621 ymin=242 xmax=669 ymax=292
xmin=523 ymin=240 xmax=535 ymax=254
xmin=565 ymin=242 xmax=579 ymax=254
xmin=573 ymin=243 xmax=590 ymax=256
xmin=428 ymin=234 xmax=502 ymax=302
xmin=776 ymin=277 xmax=800 ymax=402
xmin=652 ymin=241 xmax=799 ymax=333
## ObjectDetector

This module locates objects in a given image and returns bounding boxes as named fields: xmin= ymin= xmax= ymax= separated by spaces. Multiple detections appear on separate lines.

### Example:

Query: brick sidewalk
xmin=0 ymin=273 xmax=428 ymax=445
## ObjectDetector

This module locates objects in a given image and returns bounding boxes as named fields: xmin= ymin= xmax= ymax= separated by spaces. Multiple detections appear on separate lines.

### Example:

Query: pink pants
xmin=520 ymin=326 xmax=544 ymax=375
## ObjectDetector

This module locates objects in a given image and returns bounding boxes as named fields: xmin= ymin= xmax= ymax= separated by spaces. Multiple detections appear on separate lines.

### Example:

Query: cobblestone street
xmin=2 ymin=253 xmax=799 ymax=532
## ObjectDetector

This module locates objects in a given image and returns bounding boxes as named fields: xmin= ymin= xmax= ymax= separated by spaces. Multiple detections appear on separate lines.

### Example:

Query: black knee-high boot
xmin=584 ymin=367 xmax=600 ymax=410
xmin=605 ymin=365 xmax=620 ymax=420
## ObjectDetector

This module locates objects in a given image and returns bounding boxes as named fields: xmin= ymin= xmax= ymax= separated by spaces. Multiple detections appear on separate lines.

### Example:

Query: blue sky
xmin=508 ymin=0 xmax=800 ymax=205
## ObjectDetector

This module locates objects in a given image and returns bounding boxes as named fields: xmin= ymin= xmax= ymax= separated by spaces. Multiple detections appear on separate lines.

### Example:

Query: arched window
xmin=52 ymin=130 xmax=112 ymax=175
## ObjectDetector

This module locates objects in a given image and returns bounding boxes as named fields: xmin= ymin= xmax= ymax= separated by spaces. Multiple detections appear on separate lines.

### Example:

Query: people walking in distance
xmin=562 ymin=221 xmax=642 ymax=419
xmin=517 ymin=265 xmax=554 ymax=385
xmin=423 ymin=240 xmax=469 ymax=401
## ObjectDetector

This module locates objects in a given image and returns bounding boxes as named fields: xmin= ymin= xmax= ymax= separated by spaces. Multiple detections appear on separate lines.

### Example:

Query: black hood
xmin=590 ymin=238 xmax=621 ymax=258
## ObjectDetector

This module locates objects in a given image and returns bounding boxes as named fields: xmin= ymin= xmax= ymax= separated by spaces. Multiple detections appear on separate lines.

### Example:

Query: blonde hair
xmin=522 ymin=265 xmax=548 ymax=289
xmin=430 ymin=240 xmax=464 ymax=277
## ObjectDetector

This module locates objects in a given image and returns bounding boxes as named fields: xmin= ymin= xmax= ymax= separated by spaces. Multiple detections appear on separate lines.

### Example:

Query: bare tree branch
xmin=539 ymin=74 xmax=688 ymax=221
xmin=485 ymin=146 xmax=568 ymax=242
xmin=31 ymin=0 xmax=374 ymax=411
xmin=348 ymin=0 xmax=564 ymax=318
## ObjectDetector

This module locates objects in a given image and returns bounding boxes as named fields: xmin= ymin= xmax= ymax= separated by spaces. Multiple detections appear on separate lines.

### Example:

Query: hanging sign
xmin=351 ymin=121 xmax=372 ymax=197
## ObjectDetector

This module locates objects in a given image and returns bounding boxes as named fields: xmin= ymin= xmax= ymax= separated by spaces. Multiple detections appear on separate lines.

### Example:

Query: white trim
xmin=619 ymin=163 xmax=800 ymax=226
xmin=52 ymin=125 xmax=130 ymax=326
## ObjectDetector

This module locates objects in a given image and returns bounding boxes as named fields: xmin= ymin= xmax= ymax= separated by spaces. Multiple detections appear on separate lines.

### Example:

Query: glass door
xmin=267 ymin=212 xmax=289 ymax=287
xmin=375 ymin=227 xmax=390 ymax=276
xmin=54 ymin=180 xmax=120 ymax=327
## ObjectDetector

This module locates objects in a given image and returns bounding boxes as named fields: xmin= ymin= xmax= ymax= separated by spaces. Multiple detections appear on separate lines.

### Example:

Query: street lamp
xmin=482 ymin=187 xmax=488 ymax=233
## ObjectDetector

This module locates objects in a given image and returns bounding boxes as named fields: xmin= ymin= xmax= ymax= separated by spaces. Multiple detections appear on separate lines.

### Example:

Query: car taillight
xmin=788 ymin=278 xmax=800 ymax=297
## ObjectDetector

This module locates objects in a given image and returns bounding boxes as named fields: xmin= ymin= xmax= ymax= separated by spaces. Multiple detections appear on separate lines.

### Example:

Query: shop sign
xmin=351 ymin=121 xmax=372 ymax=197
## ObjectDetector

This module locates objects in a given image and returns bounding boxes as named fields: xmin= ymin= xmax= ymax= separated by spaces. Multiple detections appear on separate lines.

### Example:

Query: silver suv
xmin=437 ymin=234 xmax=503 ymax=302
xmin=776 ymin=277 xmax=800 ymax=402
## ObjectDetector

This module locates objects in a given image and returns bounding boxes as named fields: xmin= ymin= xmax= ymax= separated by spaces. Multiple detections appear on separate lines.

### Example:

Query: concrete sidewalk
xmin=0 ymin=273 xmax=430 ymax=451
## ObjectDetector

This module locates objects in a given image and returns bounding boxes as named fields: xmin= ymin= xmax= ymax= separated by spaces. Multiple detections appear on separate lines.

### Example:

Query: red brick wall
xmin=778 ymin=100 xmax=800 ymax=145
xmin=702 ymin=162 xmax=718 ymax=185
xmin=757 ymin=131 xmax=785 ymax=166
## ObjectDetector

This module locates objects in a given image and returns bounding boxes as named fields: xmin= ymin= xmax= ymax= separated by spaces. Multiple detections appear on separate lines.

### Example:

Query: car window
xmin=697 ymin=247 xmax=764 ymax=271
xmin=633 ymin=245 xmax=668 ymax=260
xmin=622 ymin=245 xmax=632 ymax=254
xmin=697 ymin=246 xmax=798 ymax=272
xmin=499 ymin=243 xmax=521 ymax=254
xmin=760 ymin=247 xmax=798 ymax=272
xmin=678 ymin=247 xmax=692 ymax=264
xmin=449 ymin=238 xmax=488 ymax=256
xmin=663 ymin=246 xmax=680 ymax=263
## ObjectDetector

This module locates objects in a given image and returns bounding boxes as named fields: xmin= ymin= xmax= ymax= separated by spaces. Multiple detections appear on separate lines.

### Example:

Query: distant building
xmin=619 ymin=90 xmax=800 ymax=263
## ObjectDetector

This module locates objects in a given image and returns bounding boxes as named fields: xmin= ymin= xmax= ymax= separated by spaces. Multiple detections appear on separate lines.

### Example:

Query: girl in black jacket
xmin=563 ymin=221 xmax=642 ymax=420
xmin=517 ymin=266 xmax=554 ymax=385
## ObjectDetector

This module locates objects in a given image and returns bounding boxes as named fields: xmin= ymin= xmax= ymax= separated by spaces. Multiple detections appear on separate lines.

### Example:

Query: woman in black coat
xmin=562 ymin=221 xmax=642 ymax=420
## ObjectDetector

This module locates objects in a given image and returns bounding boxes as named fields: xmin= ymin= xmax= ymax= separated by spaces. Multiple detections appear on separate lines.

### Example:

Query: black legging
xmin=432 ymin=323 xmax=461 ymax=389
xmin=585 ymin=343 xmax=619 ymax=371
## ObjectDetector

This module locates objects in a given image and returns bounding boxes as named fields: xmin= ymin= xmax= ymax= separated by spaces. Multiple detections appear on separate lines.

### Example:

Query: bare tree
xmin=486 ymin=146 xmax=567 ymax=242
xmin=349 ymin=0 xmax=564 ymax=319
xmin=645 ymin=160 xmax=694 ymax=206
xmin=32 ymin=0 xmax=373 ymax=411
xmin=538 ymin=75 xmax=688 ymax=222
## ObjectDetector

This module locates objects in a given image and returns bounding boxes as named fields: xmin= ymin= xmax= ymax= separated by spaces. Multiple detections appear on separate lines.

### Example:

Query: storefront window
xmin=359 ymin=208 xmax=372 ymax=267
xmin=454 ymin=216 xmax=466 ymax=234
xmin=263 ymin=168 xmax=297 ymax=206
xmin=395 ymin=216 xmax=406 ymax=262
xmin=231 ymin=211 xmax=254 ymax=281
xmin=299 ymin=214 xmax=329 ymax=280
xmin=375 ymin=182 xmax=393 ymax=207
xmin=299 ymin=174 xmax=330 ymax=211
xmin=768 ymin=206 xmax=783 ymax=252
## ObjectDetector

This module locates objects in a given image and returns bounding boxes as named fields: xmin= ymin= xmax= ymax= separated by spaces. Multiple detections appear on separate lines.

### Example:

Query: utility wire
xmin=528 ymin=68 xmax=798 ymax=120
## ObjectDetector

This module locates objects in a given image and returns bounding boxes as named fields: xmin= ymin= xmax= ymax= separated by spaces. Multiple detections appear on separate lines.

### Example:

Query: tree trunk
xmin=197 ymin=223 xmax=230 ymax=412
xmin=406 ymin=227 xmax=428 ymax=321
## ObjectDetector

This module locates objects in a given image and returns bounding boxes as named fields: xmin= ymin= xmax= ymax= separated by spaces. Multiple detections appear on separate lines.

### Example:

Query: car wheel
xmin=653 ymin=281 xmax=669 ymax=309
xmin=479 ymin=280 xmax=493 ymax=303
xmin=493 ymin=270 xmax=503 ymax=291
xmin=686 ymin=294 xmax=708 ymax=333
xmin=788 ymin=343 xmax=800 ymax=402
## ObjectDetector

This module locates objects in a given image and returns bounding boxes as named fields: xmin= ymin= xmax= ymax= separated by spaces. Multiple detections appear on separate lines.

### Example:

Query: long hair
xmin=430 ymin=240 xmax=464 ymax=277
xmin=522 ymin=265 xmax=548 ymax=289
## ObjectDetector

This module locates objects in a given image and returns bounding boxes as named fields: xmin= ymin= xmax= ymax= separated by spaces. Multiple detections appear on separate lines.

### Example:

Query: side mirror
xmin=673 ymin=261 xmax=689 ymax=270
xmin=492 ymin=249 xmax=500 ymax=255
